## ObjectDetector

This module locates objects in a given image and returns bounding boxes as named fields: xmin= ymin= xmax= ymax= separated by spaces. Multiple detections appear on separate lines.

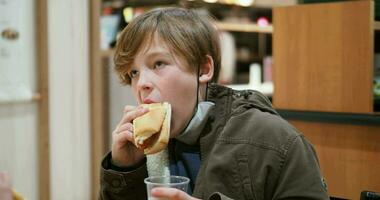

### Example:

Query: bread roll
xmin=133 ymin=102 xmax=171 ymax=154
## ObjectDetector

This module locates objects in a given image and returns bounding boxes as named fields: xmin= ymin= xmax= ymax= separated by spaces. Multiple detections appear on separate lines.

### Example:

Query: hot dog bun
xmin=133 ymin=102 xmax=171 ymax=154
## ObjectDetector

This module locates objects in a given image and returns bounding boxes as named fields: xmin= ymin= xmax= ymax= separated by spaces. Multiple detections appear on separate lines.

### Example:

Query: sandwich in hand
xmin=133 ymin=102 xmax=171 ymax=154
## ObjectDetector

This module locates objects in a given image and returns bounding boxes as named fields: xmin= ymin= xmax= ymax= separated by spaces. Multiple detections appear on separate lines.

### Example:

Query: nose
xmin=136 ymin=69 xmax=153 ymax=92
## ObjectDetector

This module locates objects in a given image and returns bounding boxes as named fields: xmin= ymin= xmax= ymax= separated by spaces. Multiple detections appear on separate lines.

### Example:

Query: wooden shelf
xmin=99 ymin=22 xmax=273 ymax=59
xmin=216 ymin=22 xmax=273 ymax=33
xmin=0 ymin=93 xmax=41 ymax=104
xmin=32 ymin=93 xmax=42 ymax=101
xmin=103 ymin=0 xmax=295 ymax=9
xmin=103 ymin=0 xmax=177 ymax=8
xmin=227 ymin=82 xmax=273 ymax=96
xmin=374 ymin=21 xmax=380 ymax=31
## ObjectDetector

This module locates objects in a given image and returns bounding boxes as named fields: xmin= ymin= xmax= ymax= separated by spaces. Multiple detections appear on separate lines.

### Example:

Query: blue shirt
xmin=169 ymin=139 xmax=201 ymax=194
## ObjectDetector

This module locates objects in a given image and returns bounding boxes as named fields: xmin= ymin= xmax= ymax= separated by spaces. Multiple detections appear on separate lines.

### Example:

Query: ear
xmin=199 ymin=55 xmax=214 ymax=84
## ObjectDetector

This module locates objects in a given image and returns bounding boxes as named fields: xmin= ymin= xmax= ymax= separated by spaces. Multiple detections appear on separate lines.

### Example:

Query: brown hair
xmin=114 ymin=7 xmax=221 ymax=85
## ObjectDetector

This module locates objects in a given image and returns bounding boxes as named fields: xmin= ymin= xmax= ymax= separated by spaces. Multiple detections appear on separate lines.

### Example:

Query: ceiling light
xmin=203 ymin=0 xmax=218 ymax=3
xmin=237 ymin=0 xmax=254 ymax=7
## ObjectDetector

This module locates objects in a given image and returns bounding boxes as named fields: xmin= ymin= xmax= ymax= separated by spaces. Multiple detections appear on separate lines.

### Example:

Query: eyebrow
xmin=144 ymin=51 xmax=172 ymax=59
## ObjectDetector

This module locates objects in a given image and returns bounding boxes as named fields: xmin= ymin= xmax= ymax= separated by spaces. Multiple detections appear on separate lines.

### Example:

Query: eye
xmin=154 ymin=61 xmax=166 ymax=69
xmin=128 ymin=69 xmax=139 ymax=78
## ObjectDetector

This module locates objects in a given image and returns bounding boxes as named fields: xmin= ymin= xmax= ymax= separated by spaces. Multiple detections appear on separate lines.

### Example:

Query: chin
xmin=170 ymin=125 xmax=181 ymax=138
xmin=170 ymin=129 xmax=178 ymax=138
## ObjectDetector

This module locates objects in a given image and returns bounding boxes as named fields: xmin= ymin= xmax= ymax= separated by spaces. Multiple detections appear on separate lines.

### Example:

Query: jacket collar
xmin=175 ymin=101 xmax=215 ymax=145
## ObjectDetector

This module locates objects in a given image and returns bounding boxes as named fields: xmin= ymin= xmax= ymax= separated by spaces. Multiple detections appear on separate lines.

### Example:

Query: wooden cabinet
xmin=273 ymin=1 xmax=380 ymax=199
xmin=273 ymin=0 xmax=380 ymax=114
xmin=289 ymin=120 xmax=380 ymax=199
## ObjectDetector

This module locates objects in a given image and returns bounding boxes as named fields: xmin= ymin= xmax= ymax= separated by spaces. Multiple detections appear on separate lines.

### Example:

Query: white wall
xmin=0 ymin=0 xmax=38 ymax=199
xmin=48 ymin=0 xmax=90 ymax=199
xmin=0 ymin=104 xmax=38 ymax=200
xmin=1 ymin=0 xmax=91 ymax=199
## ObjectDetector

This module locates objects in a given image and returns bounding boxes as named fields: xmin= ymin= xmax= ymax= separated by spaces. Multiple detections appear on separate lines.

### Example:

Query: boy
xmin=100 ymin=7 xmax=329 ymax=200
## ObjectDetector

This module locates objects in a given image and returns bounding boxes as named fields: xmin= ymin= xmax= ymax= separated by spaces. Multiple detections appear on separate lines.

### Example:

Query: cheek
xmin=165 ymin=74 xmax=198 ymax=133
xmin=164 ymin=74 xmax=197 ymax=100
xmin=131 ymin=84 xmax=141 ymax=104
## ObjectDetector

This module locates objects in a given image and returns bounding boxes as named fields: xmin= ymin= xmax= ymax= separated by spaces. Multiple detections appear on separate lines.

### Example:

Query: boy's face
xmin=129 ymin=34 xmax=198 ymax=137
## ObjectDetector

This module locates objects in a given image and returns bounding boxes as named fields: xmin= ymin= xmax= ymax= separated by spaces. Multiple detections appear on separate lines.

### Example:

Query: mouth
xmin=143 ymin=98 xmax=156 ymax=104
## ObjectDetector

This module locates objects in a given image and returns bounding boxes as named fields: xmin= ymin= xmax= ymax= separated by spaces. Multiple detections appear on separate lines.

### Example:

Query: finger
xmin=123 ymin=105 xmax=136 ymax=113
xmin=0 ymin=173 xmax=4 ymax=185
xmin=117 ymin=123 xmax=133 ymax=133
xmin=0 ymin=172 xmax=10 ymax=187
xmin=112 ymin=123 xmax=133 ymax=143
xmin=117 ymin=106 xmax=148 ymax=127
xmin=151 ymin=188 xmax=193 ymax=200
xmin=113 ymin=130 xmax=134 ymax=146
xmin=116 ymin=105 xmax=137 ymax=128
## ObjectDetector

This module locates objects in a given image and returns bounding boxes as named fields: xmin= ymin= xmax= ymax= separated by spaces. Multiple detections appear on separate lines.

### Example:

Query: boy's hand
xmin=0 ymin=172 xmax=12 ymax=200
xmin=151 ymin=188 xmax=201 ymax=200
xmin=111 ymin=105 xmax=149 ymax=167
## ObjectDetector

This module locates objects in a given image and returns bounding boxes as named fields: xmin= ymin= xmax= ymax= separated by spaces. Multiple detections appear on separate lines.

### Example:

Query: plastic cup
xmin=144 ymin=175 xmax=190 ymax=200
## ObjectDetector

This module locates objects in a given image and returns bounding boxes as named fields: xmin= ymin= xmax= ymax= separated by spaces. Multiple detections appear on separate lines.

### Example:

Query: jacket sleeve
xmin=99 ymin=152 xmax=148 ymax=200
xmin=272 ymin=135 xmax=330 ymax=200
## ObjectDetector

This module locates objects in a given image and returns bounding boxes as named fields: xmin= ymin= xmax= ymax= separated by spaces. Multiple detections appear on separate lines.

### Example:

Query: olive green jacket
xmin=99 ymin=84 xmax=329 ymax=200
